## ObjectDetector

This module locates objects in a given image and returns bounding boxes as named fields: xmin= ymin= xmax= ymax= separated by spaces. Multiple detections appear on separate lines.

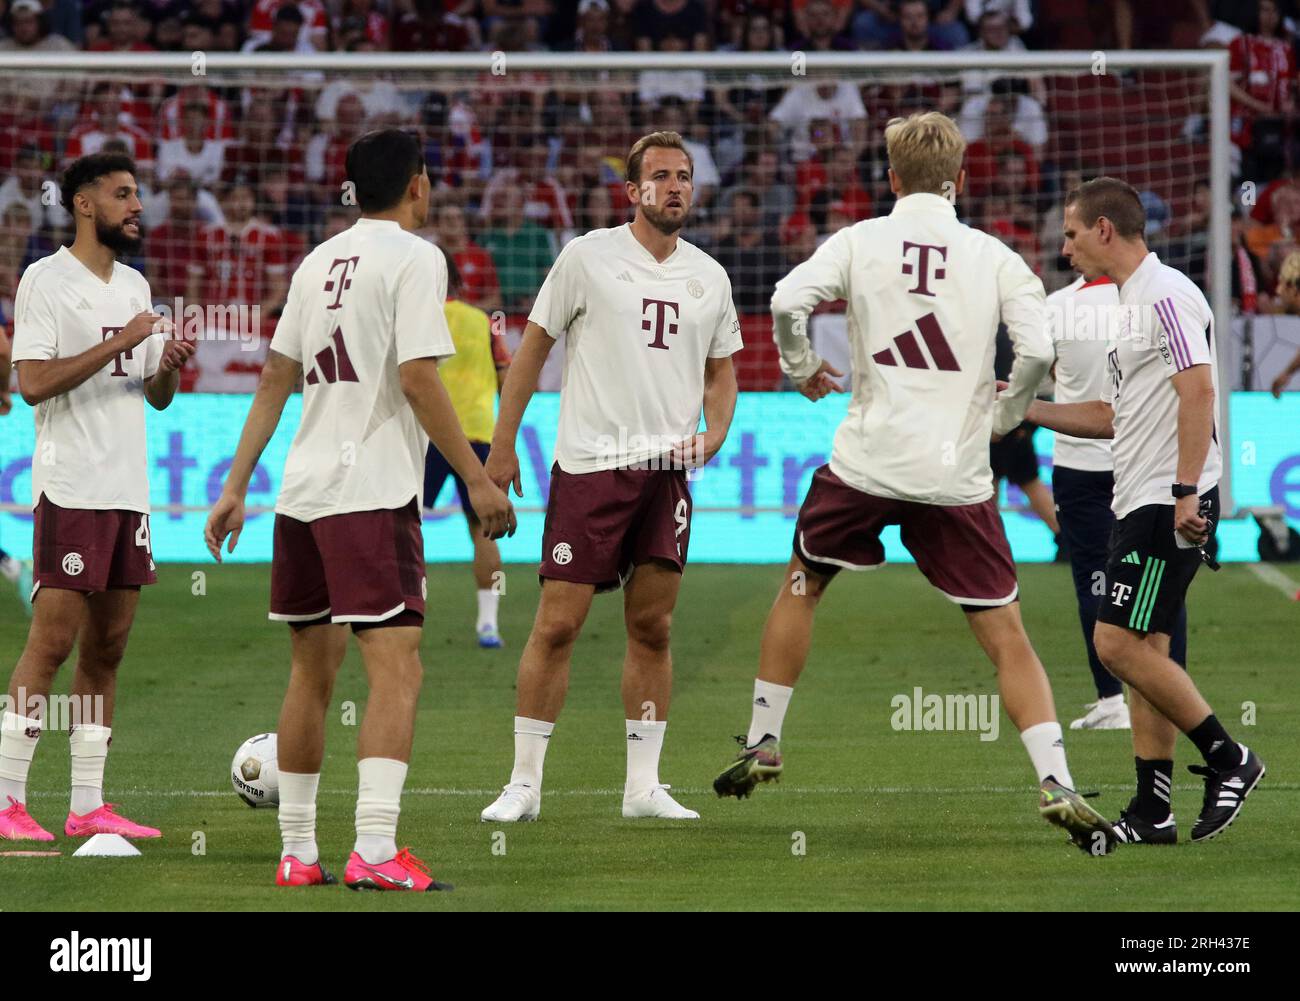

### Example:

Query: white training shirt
xmin=11 ymin=246 xmax=164 ymax=514
xmin=1046 ymin=274 xmax=1116 ymax=473
xmin=771 ymin=192 xmax=1053 ymax=506
xmin=1106 ymin=251 xmax=1222 ymax=519
xmin=270 ymin=218 xmax=455 ymax=521
xmin=528 ymin=223 xmax=743 ymax=474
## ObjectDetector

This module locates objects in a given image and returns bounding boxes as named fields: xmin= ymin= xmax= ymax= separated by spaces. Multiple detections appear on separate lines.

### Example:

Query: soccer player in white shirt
xmin=479 ymin=130 xmax=742 ymax=824
xmin=0 ymin=153 xmax=196 ymax=844
xmin=205 ymin=130 xmax=515 ymax=890
xmin=713 ymin=112 xmax=1116 ymax=852
xmin=1028 ymin=177 xmax=1264 ymax=843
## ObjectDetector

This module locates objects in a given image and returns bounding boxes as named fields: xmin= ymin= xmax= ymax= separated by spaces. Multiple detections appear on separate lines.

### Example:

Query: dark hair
xmin=274 ymin=4 xmax=304 ymax=24
xmin=60 ymin=152 xmax=137 ymax=212
xmin=442 ymin=246 xmax=461 ymax=295
xmin=345 ymin=128 xmax=426 ymax=212
xmin=1065 ymin=176 xmax=1146 ymax=239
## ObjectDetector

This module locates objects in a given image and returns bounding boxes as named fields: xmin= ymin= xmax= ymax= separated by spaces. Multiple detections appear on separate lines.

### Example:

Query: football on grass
xmin=231 ymin=733 xmax=279 ymax=808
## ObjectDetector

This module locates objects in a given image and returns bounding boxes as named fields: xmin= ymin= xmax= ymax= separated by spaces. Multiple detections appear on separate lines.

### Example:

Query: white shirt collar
xmin=890 ymin=192 xmax=958 ymax=217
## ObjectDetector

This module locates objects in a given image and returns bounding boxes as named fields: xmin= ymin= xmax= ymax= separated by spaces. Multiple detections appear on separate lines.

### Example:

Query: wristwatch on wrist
xmin=1171 ymin=483 xmax=1198 ymax=498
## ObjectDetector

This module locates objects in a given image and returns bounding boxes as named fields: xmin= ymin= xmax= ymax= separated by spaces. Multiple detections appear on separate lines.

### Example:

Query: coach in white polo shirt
xmin=1029 ymin=177 xmax=1263 ymax=845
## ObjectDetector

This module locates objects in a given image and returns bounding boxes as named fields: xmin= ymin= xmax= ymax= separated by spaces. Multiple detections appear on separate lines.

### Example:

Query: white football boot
xmin=622 ymin=784 xmax=699 ymax=820
xmin=1069 ymin=695 xmax=1131 ymax=730
xmin=480 ymin=783 xmax=540 ymax=823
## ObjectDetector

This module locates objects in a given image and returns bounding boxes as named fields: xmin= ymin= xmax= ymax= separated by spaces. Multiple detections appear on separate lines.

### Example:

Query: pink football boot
xmin=344 ymin=847 xmax=454 ymax=892
xmin=275 ymin=855 xmax=337 ymax=887
xmin=65 ymin=803 xmax=162 ymax=839
xmin=0 ymin=796 xmax=55 ymax=842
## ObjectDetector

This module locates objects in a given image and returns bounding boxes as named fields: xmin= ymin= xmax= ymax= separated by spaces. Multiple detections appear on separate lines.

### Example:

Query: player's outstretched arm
xmin=17 ymin=311 xmax=166 ymax=406
xmin=1025 ymin=398 xmax=1115 ymax=439
xmin=205 ymin=348 xmax=300 ymax=561
xmin=144 ymin=336 xmax=198 ymax=411
xmin=400 ymin=356 xmax=517 ymax=540
xmin=485 ymin=320 xmax=555 ymax=497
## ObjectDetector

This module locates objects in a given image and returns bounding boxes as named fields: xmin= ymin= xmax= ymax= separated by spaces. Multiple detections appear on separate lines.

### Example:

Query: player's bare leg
xmin=481 ymin=579 xmax=594 ymax=822
xmin=274 ymin=621 xmax=348 ymax=884
xmin=714 ymin=555 xmax=833 ymax=799
xmin=620 ymin=559 xmax=695 ymax=819
xmin=1095 ymin=622 xmax=1263 ymax=842
xmin=967 ymin=602 xmax=1116 ymax=853
xmin=0 ymin=588 xmax=84 ymax=840
xmin=467 ymin=513 xmax=504 ymax=648
xmin=1020 ymin=478 xmax=1060 ymax=535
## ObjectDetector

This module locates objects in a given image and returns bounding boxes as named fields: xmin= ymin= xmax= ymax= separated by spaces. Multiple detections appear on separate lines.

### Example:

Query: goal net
xmin=0 ymin=52 xmax=1234 ymax=563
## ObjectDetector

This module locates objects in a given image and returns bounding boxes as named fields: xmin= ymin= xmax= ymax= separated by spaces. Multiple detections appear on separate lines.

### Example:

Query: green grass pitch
xmin=2 ymin=561 xmax=1296 ymax=911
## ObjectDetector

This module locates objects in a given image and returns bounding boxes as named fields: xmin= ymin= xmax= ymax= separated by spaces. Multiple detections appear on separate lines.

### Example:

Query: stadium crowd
xmin=0 ymin=0 xmax=1295 ymax=388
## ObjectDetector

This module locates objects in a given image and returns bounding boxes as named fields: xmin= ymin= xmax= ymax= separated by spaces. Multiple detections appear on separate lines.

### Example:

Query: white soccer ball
xmin=231 ymin=733 xmax=279 ymax=808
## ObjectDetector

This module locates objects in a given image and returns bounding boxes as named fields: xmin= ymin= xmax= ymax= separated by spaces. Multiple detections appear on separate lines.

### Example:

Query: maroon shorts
xmin=269 ymin=499 xmax=426 ymax=627
xmin=31 ymin=496 xmax=157 ymax=599
xmin=794 ymin=466 xmax=1019 ymax=607
xmin=539 ymin=463 xmax=692 ymax=592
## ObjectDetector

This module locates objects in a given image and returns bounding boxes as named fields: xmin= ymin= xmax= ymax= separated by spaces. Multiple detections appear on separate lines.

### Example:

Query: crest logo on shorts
xmin=62 ymin=553 xmax=85 ymax=577
xmin=552 ymin=542 xmax=573 ymax=566
xmin=686 ymin=278 xmax=704 ymax=299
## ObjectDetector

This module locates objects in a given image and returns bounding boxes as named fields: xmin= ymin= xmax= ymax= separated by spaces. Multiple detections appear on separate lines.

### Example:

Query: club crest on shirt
xmin=686 ymin=278 xmax=704 ymax=299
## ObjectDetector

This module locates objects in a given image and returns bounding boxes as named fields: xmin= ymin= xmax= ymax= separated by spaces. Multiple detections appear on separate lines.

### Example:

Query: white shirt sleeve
xmin=992 ymin=243 xmax=1053 ymax=435
xmin=395 ymin=240 xmax=455 ymax=365
xmin=10 ymin=269 xmax=58 ymax=362
xmin=770 ymin=225 xmax=852 ymax=383
xmin=527 ymin=238 xmax=583 ymax=339
xmin=710 ymin=274 xmax=743 ymax=359
xmin=1151 ymin=289 xmax=1213 ymax=378
xmin=140 ymin=277 xmax=164 ymax=377
xmin=268 ymin=271 xmax=304 ymax=364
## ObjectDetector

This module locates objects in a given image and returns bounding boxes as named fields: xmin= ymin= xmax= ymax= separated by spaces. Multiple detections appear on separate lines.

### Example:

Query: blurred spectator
xmin=1229 ymin=0 xmax=1295 ymax=181
xmin=65 ymin=82 xmax=155 ymax=170
xmin=791 ymin=0 xmax=850 ymax=38
xmin=151 ymin=7 xmax=185 ymax=50
xmin=315 ymin=75 xmax=409 ymax=125
xmin=0 ymin=202 xmax=35 ymax=319
xmin=1247 ymin=181 xmax=1300 ymax=289
xmin=790 ymin=0 xmax=854 ymax=51
xmin=391 ymin=0 xmax=477 ymax=51
xmin=889 ymin=0 xmax=954 ymax=52
xmin=632 ymin=0 xmax=709 ymax=51
xmin=769 ymin=80 xmax=867 ymax=162
xmin=87 ymin=1 xmax=155 ymax=51
xmin=487 ymin=12 xmax=548 ymax=53
xmin=479 ymin=180 xmax=556 ymax=313
xmin=242 ymin=3 xmax=310 ymax=52
xmin=719 ymin=6 xmax=784 ymax=52
xmin=964 ymin=0 xmax=1032 ymax=36
xmin=158 ymin=86 xmax=235 ymax=142
xmin=958 ymin=76 xmax=1047 ymax=148
xmin=223 ymin=95 xmax=304 ymax=188
xmin=304 ymin=91 xmax=368 ymax=197
xmin=334 ymin=0 xmax=390 ymax=49
xmin=258 ymin=165 xmax=314 ymax=261
xmin=1250 ymin=166 xmax=1300 ymax=226
xmin=1233 ymin=207 xmax=1264 ymax=313
xmin=656 ymin=98 xmax=720 ymax=213
xmin=713 ymin=188 xmax=788 ymax=312
xmin=638 ymin=32 xmax=708 ymax=106
xmin=570 ymin=0 xmax=613 ymax=51
xmin=0 ymin=0 xmax=77 ymax=53
xmin=430 ymin=199 xmax=502 ymax=312
xmin=569 ymin=180 xmax=629 ymax=242
xmin=0 ymin=91 xmax=56 ymax=174
xmin=720 ymin=147 xmax=795 ymax=234
xmin=196 ymin=180 xmax=289 ymax=314
xmin=854 ymin=1 xmax=968 ymax=50
xmin=245 ymin=0 xmax=328 ymax=51
xmin=40 ymin=0 xmax=84 ymax=47
xmin=964 ymin=92 xmax=1040 ymax=199
xmin=156 ymin=97 xmax=228 ymax=186
xmin=960 ymin=11 xmax=1043 ymax=103
xmin=146 ymin=174 xmax=206 ymax=304
xmin=190 ymin=0 xmax=244 ymax=50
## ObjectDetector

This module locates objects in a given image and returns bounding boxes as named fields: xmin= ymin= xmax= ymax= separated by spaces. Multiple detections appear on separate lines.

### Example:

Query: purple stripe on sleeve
xmin=1164 ymin=296 xmax=1198 ymax=369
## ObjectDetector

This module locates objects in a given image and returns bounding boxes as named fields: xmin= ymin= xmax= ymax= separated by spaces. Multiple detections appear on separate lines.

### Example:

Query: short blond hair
xmin=1280 ymin=250 xmax=1300 ymax=290
xmin=884 ymin=112 xmax=966 ymax=197
xmin=626 ymin=131 xmax=693 ymax=184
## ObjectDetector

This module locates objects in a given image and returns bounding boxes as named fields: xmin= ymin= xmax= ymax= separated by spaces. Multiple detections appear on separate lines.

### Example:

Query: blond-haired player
xmin=713 ymin=112 xmax=1116 ymax=852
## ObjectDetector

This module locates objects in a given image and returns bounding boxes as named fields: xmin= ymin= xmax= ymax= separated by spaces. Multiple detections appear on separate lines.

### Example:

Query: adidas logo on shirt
xmin=615 ymin=271 xmax=633 ymax=283
xmin=76 ymin=297 xmax=93 ymax=310
xmin=871 ymin=312 xmax=961 ymax=372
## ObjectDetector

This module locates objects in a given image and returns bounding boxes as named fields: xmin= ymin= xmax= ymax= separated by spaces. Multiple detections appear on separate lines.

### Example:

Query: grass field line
xmin=27 ymin=783 xmax=1300 ymax=799
xmin=1246 ymin=562 xmax=1300 ymax=599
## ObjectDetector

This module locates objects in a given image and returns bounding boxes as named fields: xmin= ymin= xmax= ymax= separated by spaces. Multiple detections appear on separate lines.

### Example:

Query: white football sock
xmin=624 ymin=718 xmax=667 ymax=794
xmin=354 ymin=757 xmax=408 ymax=865
xmin=508 ymin=716 xmax=553 ymax=788
xmin=69 ymin=724 xmax=111 ymax=816
xmin=747 ymin=679 xmax=794 ymax=746
xmin=278 ymin=771 xmax=321 ymax=865
xmin=477 ymin=589 xmax=499 ymax=631
xmin=0 ymin=711 xmax=41 ymax=805
xmin=1020 ymin=721 xmax=1074 ymax=789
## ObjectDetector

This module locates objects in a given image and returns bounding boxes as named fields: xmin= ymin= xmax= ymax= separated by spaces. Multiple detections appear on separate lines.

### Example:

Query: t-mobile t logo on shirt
xmin=901 ymin=242 xmax=948 ymax=297
xmin=641 ymin=298 xmax=680 ymax=350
